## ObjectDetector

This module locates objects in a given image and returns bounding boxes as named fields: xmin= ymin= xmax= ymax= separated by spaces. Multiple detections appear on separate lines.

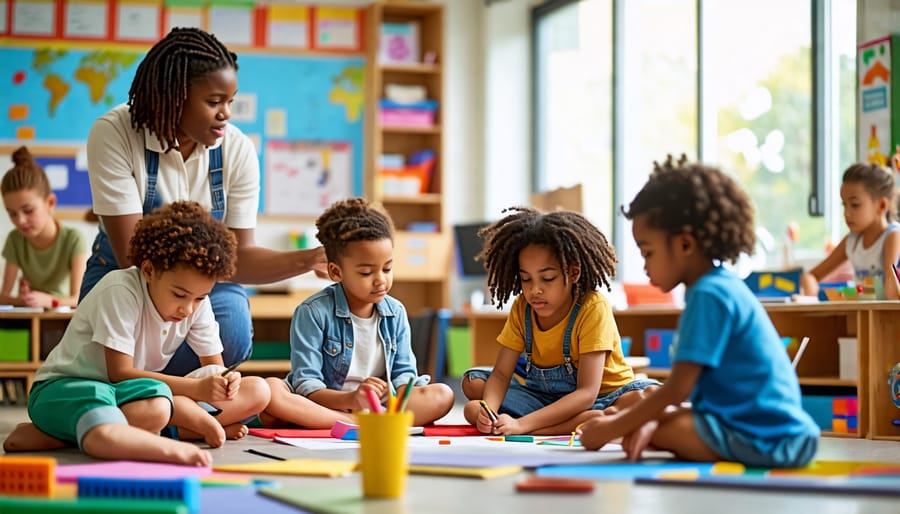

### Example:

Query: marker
xmin=245 ymin=448 xmax=286 ymax=461
xmin=221 ymin=362 xmax=240 ymax=377
xmin=365 ymin=387 xmax=383 ymax=413
xmin=398 ymin=376 xmax=415 ymax=412
xmin=479 ymin=400 xmax=499 ymax=423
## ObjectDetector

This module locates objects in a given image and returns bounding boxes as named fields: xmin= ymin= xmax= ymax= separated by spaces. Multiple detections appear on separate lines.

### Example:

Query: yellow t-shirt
xmin=496 ymin=291 xmax=633 ymax=394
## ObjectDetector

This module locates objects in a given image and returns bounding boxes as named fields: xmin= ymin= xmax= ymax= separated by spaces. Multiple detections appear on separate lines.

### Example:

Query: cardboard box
xmin=0 ymin=329 xmax=29 ymax=362
xmin=393 ymin=231 xmax=451 ymax=281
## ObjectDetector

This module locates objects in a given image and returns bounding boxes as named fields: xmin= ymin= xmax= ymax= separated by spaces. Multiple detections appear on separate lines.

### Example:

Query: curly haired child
xmin=579 ymin=156 xmax=819 ymax=468
xmin=262 ymin=198 xmax=454 ymax=428
xmin=801 ymin=163 xmax=900 ymax=299
xmin=1 ymin=147 xmax=87 ymax=308
xmin=461 ymin=207 xmax=658 ymax=436
xmin=3 ymin=201 xmax=270 ymax=465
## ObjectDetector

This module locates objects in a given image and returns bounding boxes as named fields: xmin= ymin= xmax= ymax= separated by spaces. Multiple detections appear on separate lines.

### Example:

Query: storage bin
xmin=0 ymin=328 xmax=29 ymax=362
xmin=838 ymin=337 xmax=858 ymax=380
xmin=644 ymin=329 xmax=675 ymax=368
xmin=446 ymin=326 xmax=472 ymax=377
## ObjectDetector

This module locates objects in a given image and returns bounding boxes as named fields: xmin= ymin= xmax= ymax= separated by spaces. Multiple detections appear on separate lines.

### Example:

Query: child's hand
xmin=355 ymin=378 xmax=387 ymax=410
xmin=223 ymin=371 xmax=241 ymax=400
xmin=577 ymin=416 xmax=619 ymax=451
xmin=621 ymin=420 xmax=658 ymax=461
xmin=197 ymin=374 xmax=233 ymax=402
xmin=22 ymin=290 xmax=54 ymax=309
xmin=491 ymin=413 xmax=521 ymax=435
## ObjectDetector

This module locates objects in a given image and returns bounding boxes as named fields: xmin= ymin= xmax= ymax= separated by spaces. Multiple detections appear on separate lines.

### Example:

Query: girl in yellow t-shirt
xmin=0 ymin=147 xmax=86 ymax=308
xmin=462 ymin=207 xmax=658 ymax=436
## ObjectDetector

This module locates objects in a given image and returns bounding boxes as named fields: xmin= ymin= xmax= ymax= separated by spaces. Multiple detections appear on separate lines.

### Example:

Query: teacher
xmin=81 ymin=27 xmax=326 ymax=375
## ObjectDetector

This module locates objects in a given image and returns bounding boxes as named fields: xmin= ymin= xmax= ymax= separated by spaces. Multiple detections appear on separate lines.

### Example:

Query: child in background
xmin=801 ymin=163 xmax=900 ymax=299
xmin=3 ymin=201 xmax=270 ymax=464
xmin=461 ymin=207 xmax=658 ymax=436
xmin=580 ymin=156 xmax=819 ymax=467
xmin=0 ymin=147 xmax=87 ymax=308
xmin=261 ymin=198 xmax=454 ymax=428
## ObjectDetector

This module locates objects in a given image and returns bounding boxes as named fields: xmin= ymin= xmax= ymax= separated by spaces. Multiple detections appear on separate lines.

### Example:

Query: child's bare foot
xmin=158 ymin=439 xmax=212 ymax=466
xmin=224 ymin=423 xmax=248 ymax=440
xmin=3 ymin=423 xmax=68 ymax=452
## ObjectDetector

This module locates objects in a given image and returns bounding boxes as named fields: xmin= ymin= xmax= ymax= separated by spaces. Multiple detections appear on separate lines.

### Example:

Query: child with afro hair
xmin=579 ymin=156 xmax=819 ymax=468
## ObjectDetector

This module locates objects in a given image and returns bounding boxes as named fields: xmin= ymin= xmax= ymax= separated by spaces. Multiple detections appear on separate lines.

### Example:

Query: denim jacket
xmin=284 ymin=283 xmax=429 ymax=397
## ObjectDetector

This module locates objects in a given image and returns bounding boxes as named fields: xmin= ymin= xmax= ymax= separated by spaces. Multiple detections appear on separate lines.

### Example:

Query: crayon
xmin=479 ymin=400 xmax=498 ymax=423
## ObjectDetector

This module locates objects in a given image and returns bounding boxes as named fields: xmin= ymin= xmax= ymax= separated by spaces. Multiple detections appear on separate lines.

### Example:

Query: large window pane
xmin=534 ymin=0 xmax=613 ymax=234
xmin=617 ymin=0 xmax=697 ymax=281
xmin=704 ymin=1 xmax=818 ymax=270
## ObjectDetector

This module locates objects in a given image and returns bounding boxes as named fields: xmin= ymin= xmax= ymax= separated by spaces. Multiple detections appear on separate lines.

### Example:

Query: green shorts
xmin=28 ymin=377 xmax=173 ymax=451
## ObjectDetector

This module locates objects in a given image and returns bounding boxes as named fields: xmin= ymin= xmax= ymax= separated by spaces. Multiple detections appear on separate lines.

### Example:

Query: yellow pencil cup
xmin=357 ymin=411 xmax=413 ymax=498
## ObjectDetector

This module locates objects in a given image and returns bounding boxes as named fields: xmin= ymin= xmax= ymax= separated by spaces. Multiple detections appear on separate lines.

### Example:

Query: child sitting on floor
xmin=261 ymin=198 xmax=454 ymax=428
xmin=3 ymin=201 xmax=270 ymax=464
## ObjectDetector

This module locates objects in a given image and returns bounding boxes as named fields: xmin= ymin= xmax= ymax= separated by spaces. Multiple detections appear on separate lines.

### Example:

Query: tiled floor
xmin=2 ymin=402 xmax=900 ymax=513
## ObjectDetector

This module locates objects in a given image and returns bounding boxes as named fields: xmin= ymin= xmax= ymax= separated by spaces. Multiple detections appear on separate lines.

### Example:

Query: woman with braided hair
xmin=82 ymin=28 xmax=326 ymax=376
xmin=460 ymin=207 xmax=658 ymax=436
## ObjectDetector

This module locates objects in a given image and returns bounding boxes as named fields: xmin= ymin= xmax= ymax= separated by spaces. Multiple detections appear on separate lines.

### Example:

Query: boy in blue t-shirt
xmin=579 ymin=156 xmax=819 ymax=468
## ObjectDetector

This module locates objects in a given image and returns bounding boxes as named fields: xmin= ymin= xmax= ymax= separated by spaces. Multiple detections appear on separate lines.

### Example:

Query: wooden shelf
xmin=381 ymin=193 xmax=442 ymax=205
xmin=381 ymin=125 xmax=441 ymax=135
xmin=381 ymin=63 xmax=441 ymax=74
xmin=237 ymin=360 xmax=290 ymax=374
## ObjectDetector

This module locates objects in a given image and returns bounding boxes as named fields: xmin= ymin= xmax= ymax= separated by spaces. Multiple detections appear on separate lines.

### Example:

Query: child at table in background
xmin=3 ymin=201 xmax=270 ymax=464
xmin=0 ymin=147 xmax=87 ymax=308
xmin=579 ymin=155 xmax=819 ymax=467
xmin=801 ymin=163 xmax=900 ymax=299
xmin=261 ymin=198 xmax=454 ymax=428
xmin=461 ymin=207 xmax=658 ymax=436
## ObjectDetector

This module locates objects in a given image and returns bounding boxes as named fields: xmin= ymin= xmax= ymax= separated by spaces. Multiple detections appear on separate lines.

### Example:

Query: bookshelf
xmin=364 ymin=1 xmax=450 ymax=315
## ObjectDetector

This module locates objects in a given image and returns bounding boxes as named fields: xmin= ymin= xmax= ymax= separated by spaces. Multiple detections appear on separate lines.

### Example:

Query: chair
xmin=408 ymin=308 xmax=438 ymax=379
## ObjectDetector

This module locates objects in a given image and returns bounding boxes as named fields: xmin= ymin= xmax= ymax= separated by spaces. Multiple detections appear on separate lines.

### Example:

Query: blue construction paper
xmin=202 ymin=486 xmax=310 ymax=514
xmin=536 ymin=461 xmax=716 ymax=480
xmin=636 ymin=475 xmax=900 ymax=496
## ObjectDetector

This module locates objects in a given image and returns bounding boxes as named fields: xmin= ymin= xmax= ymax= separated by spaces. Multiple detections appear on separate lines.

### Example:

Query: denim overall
xmin=80 ymin=147 xmax=252 ymax=375
xmin=468 ymin=302 xmax=658 ymax=417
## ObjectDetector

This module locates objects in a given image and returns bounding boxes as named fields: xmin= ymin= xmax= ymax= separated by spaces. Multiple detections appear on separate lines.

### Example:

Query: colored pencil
xmin=398 ymin=377 xmax=415 ymax=412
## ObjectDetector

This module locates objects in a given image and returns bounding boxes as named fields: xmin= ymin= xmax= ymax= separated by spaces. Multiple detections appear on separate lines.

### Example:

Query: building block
xmin=77 ymin=477 xmax=199 ymax=514
xmin=833 ymin=396 xmax=859 ymax=417
xmin=0 ymin=456 xmax=56 ymax=497
xmin=0 ymin=497 xmax=187 ymax=513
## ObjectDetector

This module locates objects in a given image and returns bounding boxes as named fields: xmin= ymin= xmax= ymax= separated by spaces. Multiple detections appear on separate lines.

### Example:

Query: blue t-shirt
xmin=674 ymin=267 xmax=819 ymax=444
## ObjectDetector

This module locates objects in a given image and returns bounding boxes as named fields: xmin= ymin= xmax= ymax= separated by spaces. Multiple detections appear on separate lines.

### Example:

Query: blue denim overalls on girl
xmin=465 ymin=302 xmax=658 ymax=417
xmin=79 ymin=147 xmax=252 ymax=376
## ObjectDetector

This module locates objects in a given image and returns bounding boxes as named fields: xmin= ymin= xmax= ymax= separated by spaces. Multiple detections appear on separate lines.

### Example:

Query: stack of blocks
xmin=832 ymin=396 xmax=858 ymax=434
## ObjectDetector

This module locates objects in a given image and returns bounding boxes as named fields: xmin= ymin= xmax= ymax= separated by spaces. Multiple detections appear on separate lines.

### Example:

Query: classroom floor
xmin=2 ymin=400 xmax=900 ymax=514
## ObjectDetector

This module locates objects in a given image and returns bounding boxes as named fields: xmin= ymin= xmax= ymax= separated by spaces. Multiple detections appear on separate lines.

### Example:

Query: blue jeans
xmin=81 ymin=231 xmax=253 ymax=376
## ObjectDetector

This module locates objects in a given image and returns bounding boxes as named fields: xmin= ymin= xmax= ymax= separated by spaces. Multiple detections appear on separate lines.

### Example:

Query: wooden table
xmin=467 ymin=302 xmax=900 ymax=440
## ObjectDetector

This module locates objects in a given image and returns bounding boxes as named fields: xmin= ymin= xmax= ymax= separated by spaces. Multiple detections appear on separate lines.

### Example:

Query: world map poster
xmin=0 ymin=45 xmax=365 ymax=213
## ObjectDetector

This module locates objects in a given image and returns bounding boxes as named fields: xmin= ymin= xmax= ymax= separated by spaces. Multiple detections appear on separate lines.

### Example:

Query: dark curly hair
xmin=842 ymin=162 xmax=896 ymax=221
xmin=622 ymin=154 xmax=756 ymax=263
xmin=128 ymin=27 xmax=238 ymax=153
xmin=128 ymin=201 xmax=237 ymax=279
xmin=2 ymin=146 xmax=52 ymax=198
xmin=478 ymin=206 xmax=617 ymax=308
xmin=316 ymin=198 xmax=395 ymax=263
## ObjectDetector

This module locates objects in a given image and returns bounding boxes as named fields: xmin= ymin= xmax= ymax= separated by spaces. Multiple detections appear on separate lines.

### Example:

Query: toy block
xmin=833 ymin=396 xmax=859 ymax=417
xmin=0 ymin=456 xmax=56 ymax=497
xmin=0 ymin=496 xmax=187 ymax=513
xmin=77 ymin=476 xmax=199 ymax=514
xmin=832 ymin=417 xmax=848 ymax=433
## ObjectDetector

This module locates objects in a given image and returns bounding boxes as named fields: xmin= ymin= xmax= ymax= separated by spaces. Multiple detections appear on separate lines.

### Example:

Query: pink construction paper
xmin=55 ymin=460 xmax=214 ymax=484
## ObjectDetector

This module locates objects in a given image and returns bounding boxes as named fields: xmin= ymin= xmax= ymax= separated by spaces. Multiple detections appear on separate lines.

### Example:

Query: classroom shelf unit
xmin=466 ymin=302 xmax=900 ymax=440
xmin=0 ymin=311 xmax=73 ymax=403
xmin=364 ymin=1 xmax=450 ymax=315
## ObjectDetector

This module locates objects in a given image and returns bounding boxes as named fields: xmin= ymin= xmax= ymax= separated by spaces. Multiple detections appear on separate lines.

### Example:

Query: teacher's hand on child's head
xmin=303 ymin=246 xmax=328 ymax=279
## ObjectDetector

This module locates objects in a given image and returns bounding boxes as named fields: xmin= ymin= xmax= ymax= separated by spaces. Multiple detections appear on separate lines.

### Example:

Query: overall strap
xmin=561 ymin=302 xmax=582 ymax=374
xmin=142 ymin=149 xmax=161 ymax=215
xmin=208 ymin=145 xmax=224 ymax=221
xmin=524 ymin=301 xmax=583 ymax=375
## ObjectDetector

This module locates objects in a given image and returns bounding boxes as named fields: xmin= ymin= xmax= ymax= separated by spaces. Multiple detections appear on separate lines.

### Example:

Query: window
xmin=532 ymin=0 xmax=857 ymax=281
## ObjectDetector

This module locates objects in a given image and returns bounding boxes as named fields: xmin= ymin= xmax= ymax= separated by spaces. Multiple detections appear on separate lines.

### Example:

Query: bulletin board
xmin=0 ymin=0 xmax=365 ymax=213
